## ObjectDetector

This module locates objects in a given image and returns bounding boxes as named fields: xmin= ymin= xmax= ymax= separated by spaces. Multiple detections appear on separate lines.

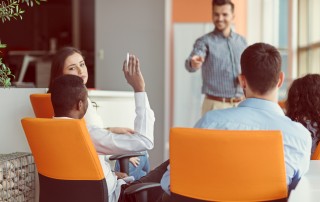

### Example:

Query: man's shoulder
xmin=272 ymin=116 xmax=311 ymax=147
xmin=233 ymin=31 xmax=245 ymax=38
xmin=232 ymin=32 xmax=247 ymax=44
xmin=196 ymin=31 xmax=216 ymax=41
xmin=197 ymin=107 xmax=243 ymax=127
xmin=285 ymin=119 xmax=311 ymax=138
xmin=204 ymin=107 xmax=238 ymax=118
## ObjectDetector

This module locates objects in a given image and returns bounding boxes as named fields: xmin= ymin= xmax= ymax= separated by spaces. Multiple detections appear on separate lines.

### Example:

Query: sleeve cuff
xmin=134 ymin=92 xmax=150 ymax=108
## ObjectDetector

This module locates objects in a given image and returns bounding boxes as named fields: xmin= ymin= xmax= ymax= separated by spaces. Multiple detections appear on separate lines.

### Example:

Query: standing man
xmin=185 ymin=0 xmax=247 ymax=115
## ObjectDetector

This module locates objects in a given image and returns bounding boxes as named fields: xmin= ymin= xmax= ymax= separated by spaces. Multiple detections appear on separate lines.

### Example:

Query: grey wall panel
xmin=95 ymin=0 xmax=165 ymax=167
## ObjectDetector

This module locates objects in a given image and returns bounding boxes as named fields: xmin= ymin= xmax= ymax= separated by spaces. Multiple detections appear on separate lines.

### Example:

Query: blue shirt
xmin=160 ymin=98 xmax=312 ymax=194
xmin=185 ymin=29 xmax=247 ymax=98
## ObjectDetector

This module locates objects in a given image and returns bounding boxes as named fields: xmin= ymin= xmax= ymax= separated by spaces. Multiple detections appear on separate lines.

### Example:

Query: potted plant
xmin=0 ymin=42 xmax=15 ymax=87
xmin=0 ymin=0 xmax=46 ymax=87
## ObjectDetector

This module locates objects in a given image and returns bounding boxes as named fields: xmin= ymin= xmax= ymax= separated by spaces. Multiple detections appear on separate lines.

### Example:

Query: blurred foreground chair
xmin=169 ymin=128 xmax=288 ymax=202
xmin=21 ymin=118 xmax=142 ymax=202
xmin=311 ymin=143 xmax=320 ymax=160
xmin=29 ymin=94 xmax=54 ymax=118
xmin=125 ymin=128 xmax=288 ymax=201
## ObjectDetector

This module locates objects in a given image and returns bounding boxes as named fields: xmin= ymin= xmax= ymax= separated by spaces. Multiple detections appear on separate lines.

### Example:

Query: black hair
xmin=50 ymin=74 xmax=87 ymax=116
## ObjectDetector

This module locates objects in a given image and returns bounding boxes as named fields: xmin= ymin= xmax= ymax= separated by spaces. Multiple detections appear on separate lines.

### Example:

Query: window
xmin=298 ymin=0 xmax=320 ymax=75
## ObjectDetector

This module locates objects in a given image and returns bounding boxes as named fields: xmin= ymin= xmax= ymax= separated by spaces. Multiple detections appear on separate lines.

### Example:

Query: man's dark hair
xmin=240 ymin=43 xmax=281 ymax=94
xmin=51 ymin=74 xmax=87 ymax=116
xmin=212 ymin=0 xmax=234 ymax=12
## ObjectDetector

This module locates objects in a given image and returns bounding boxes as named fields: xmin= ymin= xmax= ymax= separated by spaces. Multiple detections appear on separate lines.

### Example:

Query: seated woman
xmin=286 ymin=74 xmax=320 ymax=156
xmin=48 ymin=47 xmax=151 ymax=180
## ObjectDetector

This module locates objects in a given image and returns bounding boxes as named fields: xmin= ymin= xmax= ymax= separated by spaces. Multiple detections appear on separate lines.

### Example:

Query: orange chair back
xmin=311 ymin=144 xmax=320 ymax=160
xmin=21 ymin=118 xmax=107 ymax=202
xmin=170 ymin=128 xmax=287 ymax=201
xmin=278 ymin=100 xmax=286 ymax=111
xmin=30 ymin=94 xmax=54 ymax=118
xmin=21 ymin=118 xmax=103 ymax=180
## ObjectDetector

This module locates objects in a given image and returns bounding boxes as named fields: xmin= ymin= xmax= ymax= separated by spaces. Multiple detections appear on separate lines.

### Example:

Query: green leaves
xmin=0 ymin=0 xmax=45 ymax=87
xmin=0 ymin=0 xmax=46 ymax=87
xmin=0 ymin=42 xmax=6 ymax=49
xmin=0 ymin=61 xmax=15 ymax=88
xmin=0 ymin=0 xmax=46 ymax=22
xmin=0 ymin=40 xmax=13 ymax=87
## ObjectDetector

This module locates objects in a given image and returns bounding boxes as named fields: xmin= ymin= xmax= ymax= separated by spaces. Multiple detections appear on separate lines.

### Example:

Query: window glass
xmin=310 ymin=48 xmax=320 ymax=73
xmin=310 ymin=0 xmax=320 ymax=43
xmin=279 ymin=0 xmax=288 ymax=49
xmin=298 ymin=51 xmax=308 ymax=76
xmin=298 ymin=0 xmax=320 ymax=75
xmin=298 ymin=0 xmax=308 ymax=47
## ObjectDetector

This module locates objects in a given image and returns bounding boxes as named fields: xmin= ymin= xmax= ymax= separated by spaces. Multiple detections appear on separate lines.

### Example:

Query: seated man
xmin=160 ymin=43 xmax=312 ymax=196
xmin=50 ymin=57 xmax=155 ymax=202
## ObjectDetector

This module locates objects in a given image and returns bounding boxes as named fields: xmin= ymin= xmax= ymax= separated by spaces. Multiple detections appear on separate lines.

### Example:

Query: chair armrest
xmin=124 ymin=183 xmax=161 ymax=202
xmin=109 ymin=153 xmax=144 ymax=161
xmin=109 ymin=153 xmax=145 ymax=174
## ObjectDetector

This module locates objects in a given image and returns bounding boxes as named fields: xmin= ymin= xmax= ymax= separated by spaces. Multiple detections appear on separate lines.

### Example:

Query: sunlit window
xmin=298 ymin=0 xmax=320 ymax=75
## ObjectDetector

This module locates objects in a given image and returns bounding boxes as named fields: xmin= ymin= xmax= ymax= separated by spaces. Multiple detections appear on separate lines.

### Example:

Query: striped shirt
xmin=185 ymin=29 xmax=247 ymax=98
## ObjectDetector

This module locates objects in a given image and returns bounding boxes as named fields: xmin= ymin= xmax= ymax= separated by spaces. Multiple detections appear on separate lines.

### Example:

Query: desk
xmin=288 ymin=161 xmax=320 ymax=201
xmin=8 ymin=50 xmax=53 ymax=87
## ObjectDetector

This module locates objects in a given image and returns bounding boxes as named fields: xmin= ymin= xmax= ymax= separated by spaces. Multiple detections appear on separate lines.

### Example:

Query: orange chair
xmin=311 ymin=143 xmax=320 ymax=160
xmin=21 ymin=118 xmax=107 ymax=202
xmin=169 ymin=128 xmax=288 ymax=201
xmin=278 ymin=100 xmax=286 ymax=111
xmin=21 ymin=118 xmax=143 ymax=202
xmin=29 ymin=94 xmax=54 ymax=118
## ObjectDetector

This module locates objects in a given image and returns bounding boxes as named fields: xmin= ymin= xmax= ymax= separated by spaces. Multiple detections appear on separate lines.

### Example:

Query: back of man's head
xmin=212 ymin=0 xmax=234 ymax=12
xmin=51 ymin=74 xmax=87 ymax=117
xmin=240 ymin=43 xmax=281 ymax=95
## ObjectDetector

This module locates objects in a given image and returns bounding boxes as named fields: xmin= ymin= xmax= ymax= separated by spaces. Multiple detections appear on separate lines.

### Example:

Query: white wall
xmin=88 ymin=90 xmax=135 ymax=128
xmin=173 ymin=23 xmax=213 ymax=128
xmin=95 ymin=0 xmax=166 ymax=167
xmin=0 ymin=88 xmax=47 ymax=154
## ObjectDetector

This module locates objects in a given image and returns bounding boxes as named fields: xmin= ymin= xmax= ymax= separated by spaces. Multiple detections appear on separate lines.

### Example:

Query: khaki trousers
xmin=201 ymin=97 xmax=240 ymax=116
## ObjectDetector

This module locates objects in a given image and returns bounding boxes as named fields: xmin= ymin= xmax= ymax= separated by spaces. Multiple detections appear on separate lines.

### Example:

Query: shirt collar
xmin=238 ymin=98 xmax=285 ymax=116
xmin=213 ymin=28 xmax=235 ymax=38
xmin=53 ymin=117 xmax=73 ymax=119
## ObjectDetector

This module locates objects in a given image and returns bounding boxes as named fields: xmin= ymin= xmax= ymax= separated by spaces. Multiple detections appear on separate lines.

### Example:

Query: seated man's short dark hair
xmin=240 ymin=43 xmax=281 ymax=94
xmin=51 ymin=75 xmax=87 ymax=116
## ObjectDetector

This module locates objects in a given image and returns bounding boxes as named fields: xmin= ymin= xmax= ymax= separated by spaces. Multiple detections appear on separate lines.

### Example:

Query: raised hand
xmin=123 ymin=54 xmax=145 ymax=92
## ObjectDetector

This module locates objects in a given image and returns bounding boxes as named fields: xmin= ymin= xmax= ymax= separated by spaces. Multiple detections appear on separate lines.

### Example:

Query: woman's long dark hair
xmin=286 ymin=74 xmax=320 ymax=140
xmin=48 ymin=47 xmax=82 ymax=92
